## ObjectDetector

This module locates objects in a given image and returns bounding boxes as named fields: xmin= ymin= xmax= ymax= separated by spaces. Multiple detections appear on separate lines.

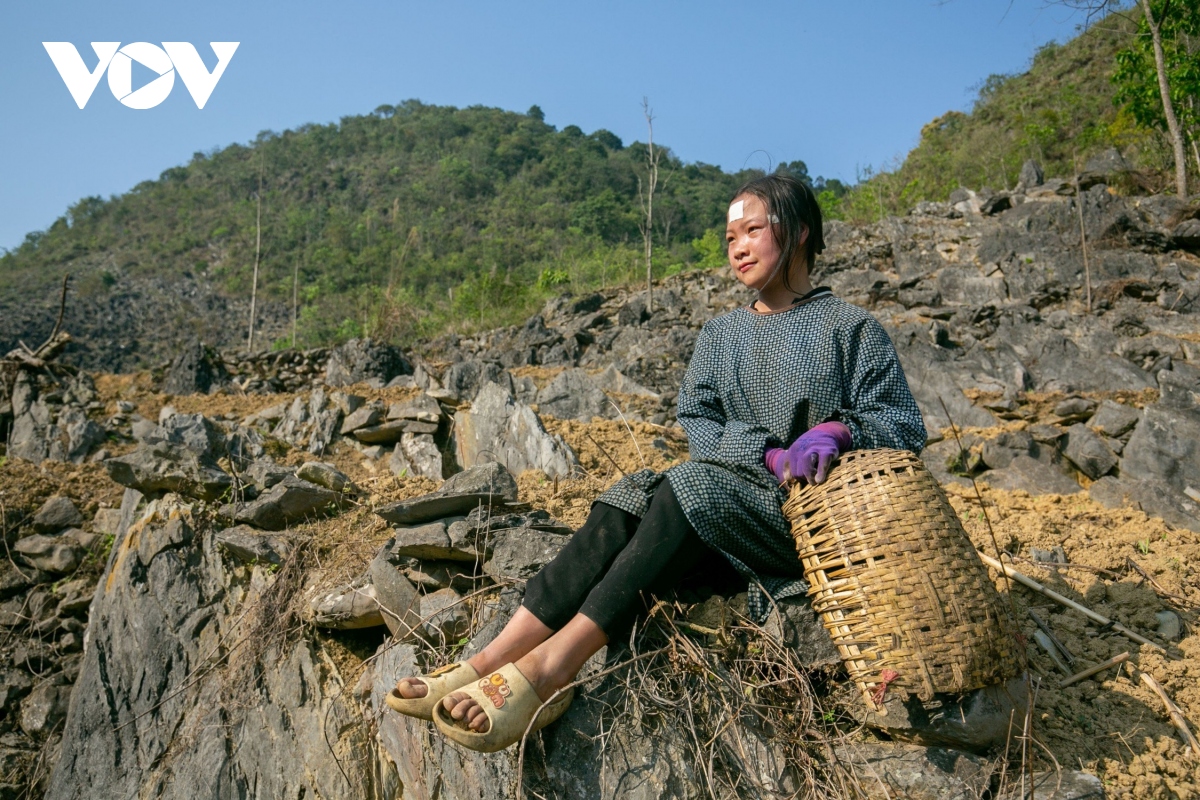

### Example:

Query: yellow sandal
xmin=385 ymin=661 xmax=480 ymax=720
xmin=432 ymin=662 xmax=574 ymax=753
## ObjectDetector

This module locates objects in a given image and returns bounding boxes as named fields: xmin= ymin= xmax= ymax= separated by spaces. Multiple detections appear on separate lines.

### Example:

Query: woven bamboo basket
xmin=782 ymin=448 xmax=1022 ymax=712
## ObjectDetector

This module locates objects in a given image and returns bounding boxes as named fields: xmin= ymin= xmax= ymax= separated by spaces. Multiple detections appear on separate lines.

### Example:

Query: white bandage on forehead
xmin=728 ymin=200 xmax=744 ymax=222
xmin=769 ymin=214 xmax=780 ymax=223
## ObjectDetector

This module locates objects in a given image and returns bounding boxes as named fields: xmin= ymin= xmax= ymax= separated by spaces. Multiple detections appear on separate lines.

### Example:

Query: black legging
xmin=521 ymin=479 xmax=733 ymax=639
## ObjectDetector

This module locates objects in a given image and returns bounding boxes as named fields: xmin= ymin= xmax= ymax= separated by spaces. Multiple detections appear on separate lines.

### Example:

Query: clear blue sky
xmin=0 ymin=1 xmax=1091 ymax=252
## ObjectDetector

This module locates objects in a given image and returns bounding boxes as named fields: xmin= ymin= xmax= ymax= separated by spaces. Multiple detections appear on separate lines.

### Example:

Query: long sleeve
xmin=831 ymin=310 xmax=927 ymax=453
xmin=676 ymin=323 xmax=782 ymax=485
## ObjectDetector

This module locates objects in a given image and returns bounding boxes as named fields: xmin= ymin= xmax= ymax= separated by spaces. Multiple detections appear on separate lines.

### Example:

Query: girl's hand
xmin=765 ymin=422 xmax=853 ymax=485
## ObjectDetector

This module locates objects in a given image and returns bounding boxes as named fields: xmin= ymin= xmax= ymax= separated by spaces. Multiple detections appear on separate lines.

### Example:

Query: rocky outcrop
xmin=44 ymin=490 xmax=377 ymax=800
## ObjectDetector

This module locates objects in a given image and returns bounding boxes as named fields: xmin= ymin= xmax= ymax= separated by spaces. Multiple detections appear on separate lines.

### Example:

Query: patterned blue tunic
xmin=598 ymin=290 xmax=927 ymax=620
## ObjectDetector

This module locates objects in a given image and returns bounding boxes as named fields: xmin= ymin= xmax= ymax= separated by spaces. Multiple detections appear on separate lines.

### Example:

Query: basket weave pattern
xmin=782 ymin=448 xmax=1022 ymax=709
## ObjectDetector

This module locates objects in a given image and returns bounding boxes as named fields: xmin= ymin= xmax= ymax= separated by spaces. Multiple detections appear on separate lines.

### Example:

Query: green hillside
xmin=0 ymin=102 xmax=764 ymax=347
xmin=835 ymin=10 xmax=1191 ymax=221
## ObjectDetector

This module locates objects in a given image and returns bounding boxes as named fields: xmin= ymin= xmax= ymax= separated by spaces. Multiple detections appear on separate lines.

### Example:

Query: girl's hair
xmin=731 ymin=173 xmax=825 ymax=294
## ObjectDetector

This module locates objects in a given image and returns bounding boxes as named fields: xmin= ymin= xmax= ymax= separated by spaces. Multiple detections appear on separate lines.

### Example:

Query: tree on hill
xmin=0 ymin=101 xmax=759 ymax=351
xmin=1111 ymin=0 xmax=1200 ymax=196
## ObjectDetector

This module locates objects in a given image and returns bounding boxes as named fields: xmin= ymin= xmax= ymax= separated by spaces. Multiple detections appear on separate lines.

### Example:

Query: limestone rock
xmin=162 ymin=340 xmax=227 ymax=395
xmin=833 ymin=742 xmax=994 ymax=800
xmin=245 ymin=459 xmax=293 ymax=493
xmin=386 ymin=393 xmax=442 ymax=423
xmin=1062 ymin=424 xmax=1118 ymax=479
xmin=92 ymin=508 xmax=122 ymax=536
xmin=417 ymin=588 xmax=471 ymax=642
xmin=438 ymin=462 xmax=519 ymax=501
xmin=324 ymin=338 xmax=411 ymax=387
xmin=13 ymin=534 xmax=84 ymax=574
xmin=385 ymin=521 xmax=476 ymax=562
xmin=535 ymin=368 xmax=609 ymax=421
xmin=19 ymin=680 xmax=70 ymax=737
xmin=374 ymin=493 xmax=495 ymax=527
xmin=0 ymin=670 xmax=32 ymax=718
xmin=338 ymin=404 xmax=382 ymax=434
xmin=979 ymin=456 xmax=1082 ymax=495
xmin=234 ymin=475 xmax=340 ymax=531
xmin=309 ymin=577 xmax=385 ymax=629
xmin=441 ymin=359 xmax=511 ymax=402
xmin=388 ymin=433 xmax=443 ymax=480
xmin=214 ymin=525 xmax=291 ymax=565
xmin=454 ymin=381 xmax=578 ymax=479
xmin=46 ymin=492 xmax=376 ymax=800
xmin=105 ymin=442 xmax=232 ymax=502
xmin=845 ymin=676 xmax=1028 ymax=752
xmin=482 ymin=527 xmax=570 ymax=580
xmin=296 ymin=461 xmax=356 ymax=494
xmin=366 ymin=552 xmax=422 ymax=639
xmin=1088 ymin=399 xmax=1140 ymax=438
xmin=32 ymin=497 xmax=83 ymax=533
xmin=1019 ymin=158 xmax=1044 ymax=188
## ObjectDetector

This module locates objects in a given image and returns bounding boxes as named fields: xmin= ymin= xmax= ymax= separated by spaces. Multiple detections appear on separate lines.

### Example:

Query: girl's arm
xmin=677 ymin=323 xmax=780 ymax=482
xmin=832 ymin=311 xmax=927 ymax=453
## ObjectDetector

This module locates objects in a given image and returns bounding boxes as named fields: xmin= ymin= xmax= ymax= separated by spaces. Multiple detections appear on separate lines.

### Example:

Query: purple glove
xmin=765 ymin=421 xmax=853 ymax=485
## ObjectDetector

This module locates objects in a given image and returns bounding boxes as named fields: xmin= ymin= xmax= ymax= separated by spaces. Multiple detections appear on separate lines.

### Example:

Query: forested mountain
xmin=0 ymin=102 xmax=788 ymax=359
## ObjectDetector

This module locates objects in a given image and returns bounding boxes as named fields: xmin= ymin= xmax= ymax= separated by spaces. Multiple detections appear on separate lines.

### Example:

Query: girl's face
xmin=725 ymin=194 xmax=807 ymax=294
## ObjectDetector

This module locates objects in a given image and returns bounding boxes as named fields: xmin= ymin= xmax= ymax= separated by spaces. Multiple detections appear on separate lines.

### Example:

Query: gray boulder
xmin=162 ymin=340 xmax=227 ymax=395
xmin=1118 ymin=368 xmax=1200 ymax=530
xmin=1062 ymin=424 xmax=1118 ymax=479
xmin=324 ymin=338 xmax=411 ymax=387
xmin=536 ymin=368 xmax=610 ymax=421
xmin=244 ymin=459 xmax=293 ymax=494
xmin=234 ymin=475 xmax=340 ymax=531
xmin=441 ymin=359 xmax=510 ymax=402
xmin=482 ymin=527 xmax=570 ymax=580
xmin=13 ymin=534 xmax=84 ymax=574
xmin=1089 ymin=399 xmax=1141 ymax=438
xmin=48 ymin=406 xmax=105 ymax=463
xmin=833 ymin=742 xmax=994 ymax=800
xmin=366 ymin=552 xmax=422 ymax=639
xmin=1019 ymin=158 xmax=1044 ymax=188
xmin=295 ymin=461 xmax=356 ymax=494
xmin=19 ymin=679 xmax=70 ymax=737
xmin=374 ymin=492 xmax=503 ymax=527
xmin=214 ymin=526 xmax=292 ymax=565
xmin=32 ymin=496 xmax=83 ymax=533
xmin=417 ymin=587 xmax=471 ymax=642
xmin=386 ymin=393 xmax=442 ymax=423
xmin=104 ymin=442 xmax=233 ymax=501
xmin=454 ymin=381 xmax=578 ymax=479
xmin=159 ymin=412 xmax=226 ymax=459
xmin=438 ymin=462 xmax=519 ymax=501
xmin=385 ymin=521 xmax=476 ymax=562
xmin=979 ymin=455 xmax=1082 ymax=495
xmin=338 ymin=403 xmax=382 ymax=434
xmin=309 ymin=576 xmax=385 ymax=629
xmin=387 ymin=433 xmax=443 ymax=480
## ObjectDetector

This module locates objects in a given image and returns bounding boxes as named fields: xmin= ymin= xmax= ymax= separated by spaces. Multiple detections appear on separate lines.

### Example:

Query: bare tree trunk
xmin=1141 ymin=0 xmax=1189 ymax=197
xmin=639 ymin=98 xmax=659 ymax=312
xmin=292 ymin=227 xmax=305 ymax=349
xmin=1074 ymin=154 xmax=1093 ymax=312
xmin=247 ymin=161 xmax=263 ymax=352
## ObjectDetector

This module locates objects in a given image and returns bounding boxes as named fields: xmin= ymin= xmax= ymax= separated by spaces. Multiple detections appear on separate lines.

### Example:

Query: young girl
xmin=388 ymin=173 xmax=927 ymax=752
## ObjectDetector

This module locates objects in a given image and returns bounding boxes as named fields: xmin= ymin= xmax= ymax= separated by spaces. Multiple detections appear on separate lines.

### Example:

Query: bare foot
xmin=441 ymin=690 xmax=493 ymax=732
xmin=393 ymin=677 xmax=428 ymax=699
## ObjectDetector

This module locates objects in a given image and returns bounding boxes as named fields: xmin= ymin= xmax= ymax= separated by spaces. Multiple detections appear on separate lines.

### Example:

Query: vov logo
xmin=43 ymin=42 xmax=239 ymax=109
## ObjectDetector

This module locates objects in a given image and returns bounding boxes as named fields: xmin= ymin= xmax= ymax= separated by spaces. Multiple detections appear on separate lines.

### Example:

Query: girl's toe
xmin=466 ymin=704 xmax=489 ymax=732
xmin=395 ymin=678 xmax=427 ymax=699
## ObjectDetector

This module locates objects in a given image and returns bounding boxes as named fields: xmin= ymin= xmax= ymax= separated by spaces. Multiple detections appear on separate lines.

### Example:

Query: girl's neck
xmin=753 ymin=271 xmax=814 ymax=314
